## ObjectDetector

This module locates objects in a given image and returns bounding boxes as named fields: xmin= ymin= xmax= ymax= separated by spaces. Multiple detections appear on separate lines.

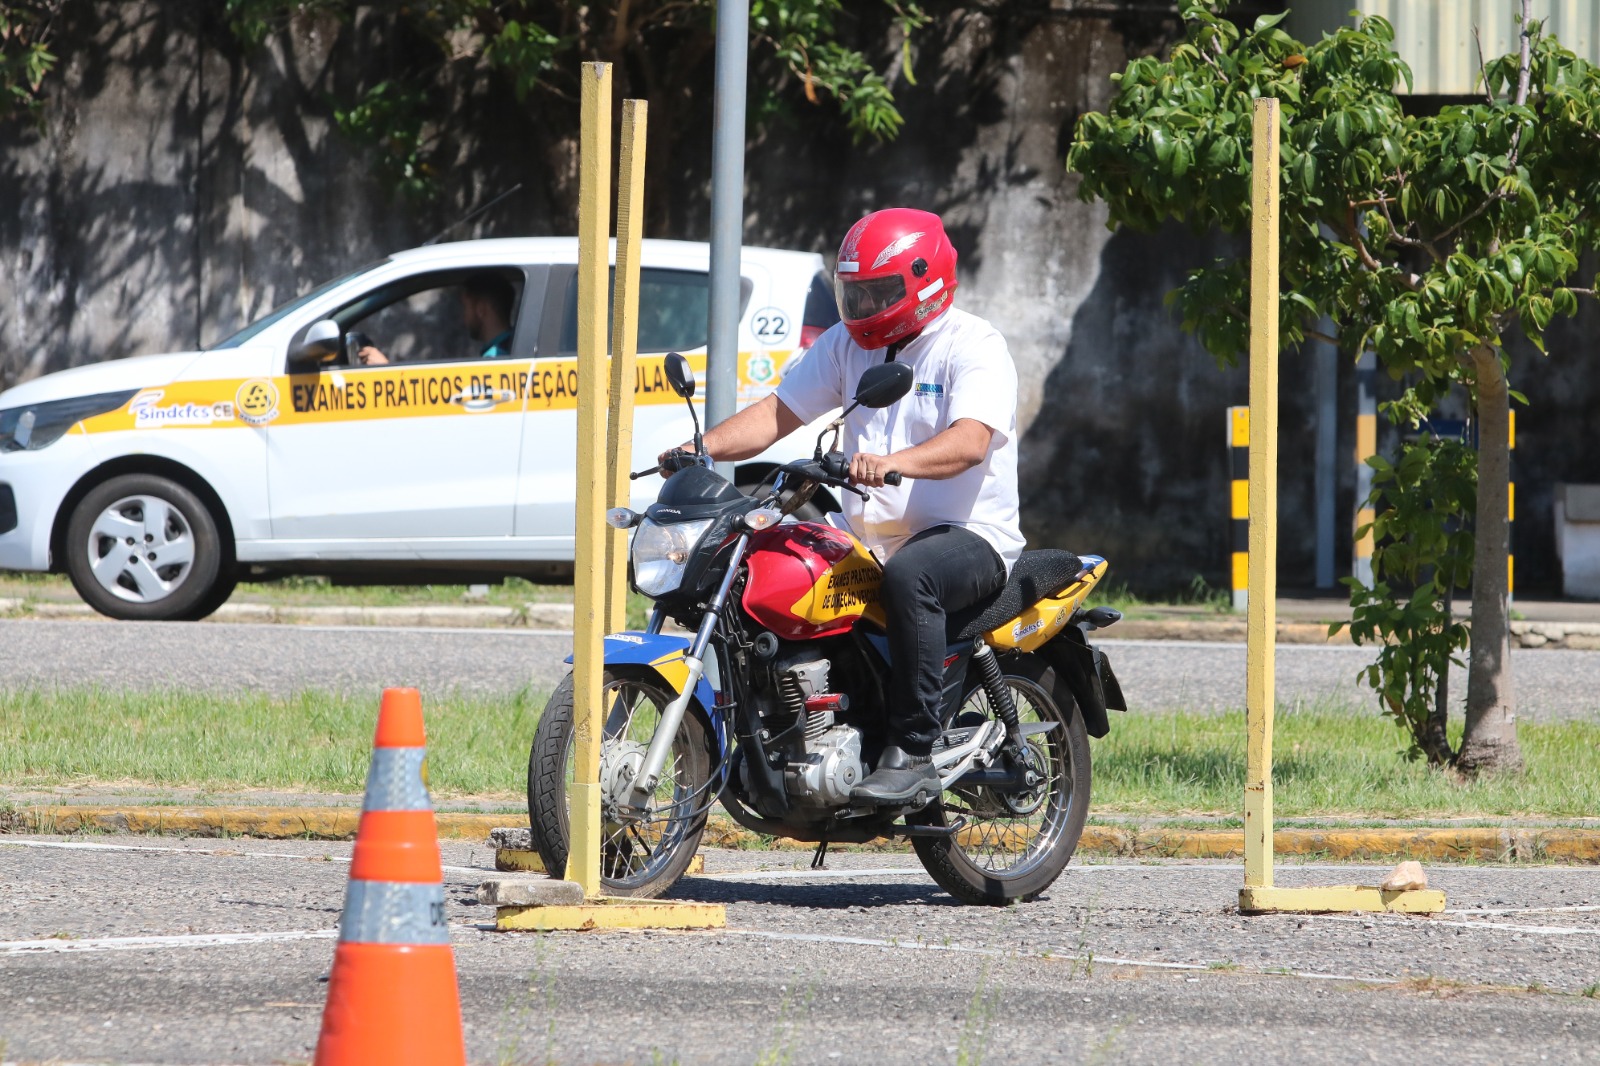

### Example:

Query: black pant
xmin=878 ymin=525 xmax=1007 ymax=757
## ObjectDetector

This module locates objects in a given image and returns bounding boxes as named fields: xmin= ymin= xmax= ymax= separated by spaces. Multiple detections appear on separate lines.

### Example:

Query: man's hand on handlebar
xmin=630 ymin=444 xmax=701 ymax=481
xmin=849 ymin=452 xmax=904 ymax=489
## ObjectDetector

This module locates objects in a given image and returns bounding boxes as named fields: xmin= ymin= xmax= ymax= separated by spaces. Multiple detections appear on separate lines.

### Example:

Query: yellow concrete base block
xmin=495 ymin=848 xmax=704 ymax=876
xmin=495 ymin=897 xmax=727 ymax=932
xmin=1239 ymin=884 xmax=1446 ymax=915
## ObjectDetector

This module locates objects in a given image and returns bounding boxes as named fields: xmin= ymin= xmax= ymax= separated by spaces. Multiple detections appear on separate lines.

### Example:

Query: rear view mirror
xmin=852 ymin=361 xmax=913 ymax=409
xmin=664 ymin=352 xmax=696 ymax=399
xmin=290 ymin=319 xmax=341 ymax=368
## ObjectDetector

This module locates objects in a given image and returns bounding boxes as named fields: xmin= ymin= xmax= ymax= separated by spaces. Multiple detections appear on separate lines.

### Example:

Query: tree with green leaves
xmin=1067 ymin=0 xmax=1600 ymax=774
xmin=224 ymin=0 xmax=926 ymax=201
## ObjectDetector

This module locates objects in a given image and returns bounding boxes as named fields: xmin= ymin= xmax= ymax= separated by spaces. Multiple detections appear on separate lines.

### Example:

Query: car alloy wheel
xmin=85 ymin=494 xmax=197 ymax=604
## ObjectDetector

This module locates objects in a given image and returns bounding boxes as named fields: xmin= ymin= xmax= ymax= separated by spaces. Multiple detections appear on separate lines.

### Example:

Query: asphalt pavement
xmin=1 ymin=837 xmax=1596 ymax=1065
xmin=3 ymin=618 xmax=1599 ymax=721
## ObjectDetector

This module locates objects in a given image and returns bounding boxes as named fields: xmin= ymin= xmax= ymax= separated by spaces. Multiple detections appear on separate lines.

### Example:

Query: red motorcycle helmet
xmin=834 ymin=208 xmax=958 ymax=349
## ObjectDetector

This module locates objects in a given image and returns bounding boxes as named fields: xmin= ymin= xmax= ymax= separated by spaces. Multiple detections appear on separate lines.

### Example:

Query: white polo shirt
xmin=775 ymin=306 xmax=1025 ymax=574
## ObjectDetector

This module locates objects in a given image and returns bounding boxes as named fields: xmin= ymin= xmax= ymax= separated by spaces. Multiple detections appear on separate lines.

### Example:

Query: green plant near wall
xmin=0 ymin=0 xmax=62 ymax=127
xmin=1066 ymin=0 xmax=1600 ymax=775
xmin=224 ymin=0 xmax=926 ymax=199
xmin=1346 ymin=434 xmax=1475 ymax=765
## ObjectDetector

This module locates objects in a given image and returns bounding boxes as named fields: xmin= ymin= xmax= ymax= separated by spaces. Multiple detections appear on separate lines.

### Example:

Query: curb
xmin=0 ymin=600 xmax=576 ymax=629
xmin=5 ymin=805 xmax=1599 ymax=863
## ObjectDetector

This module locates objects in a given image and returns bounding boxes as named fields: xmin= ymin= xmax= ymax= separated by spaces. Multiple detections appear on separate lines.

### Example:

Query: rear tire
xmin=64 ymin=474 xmax=225 ymax=622
xmin=910 ymin=653 xmax=1091 ymax=906
xmin=528 ymin=667 xmax=713 ymax=898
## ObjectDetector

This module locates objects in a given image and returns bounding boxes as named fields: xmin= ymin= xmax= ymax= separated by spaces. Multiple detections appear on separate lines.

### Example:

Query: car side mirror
xmin=664 ymin=352 xmax=696 ymax=399
xmin=852 ymin=361 xmax=913 ymax=409
xmin=290 ymin=319 xmax=341 ymax=368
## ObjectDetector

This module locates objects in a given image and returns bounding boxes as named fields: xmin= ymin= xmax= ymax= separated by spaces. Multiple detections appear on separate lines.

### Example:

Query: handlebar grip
xmin=883 ymin=471 xmax=903 ymax=486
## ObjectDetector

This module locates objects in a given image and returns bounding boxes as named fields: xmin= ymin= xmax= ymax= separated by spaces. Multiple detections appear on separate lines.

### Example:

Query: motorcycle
xmin=527 ymin=352 xmax=1126 ymax=905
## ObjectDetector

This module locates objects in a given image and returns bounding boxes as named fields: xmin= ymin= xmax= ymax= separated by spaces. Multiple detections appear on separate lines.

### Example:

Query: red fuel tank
xmin=741 ymin=522 xmax=887 ymax=640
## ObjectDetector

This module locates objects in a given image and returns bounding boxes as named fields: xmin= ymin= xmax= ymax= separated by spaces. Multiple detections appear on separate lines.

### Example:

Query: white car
xmin=0 ymin=238 xmax=842 ymax=620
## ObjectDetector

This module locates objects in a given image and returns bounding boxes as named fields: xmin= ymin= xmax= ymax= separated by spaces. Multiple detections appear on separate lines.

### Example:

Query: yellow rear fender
xmin=983 ymin=556 xmax=1109 ymax=653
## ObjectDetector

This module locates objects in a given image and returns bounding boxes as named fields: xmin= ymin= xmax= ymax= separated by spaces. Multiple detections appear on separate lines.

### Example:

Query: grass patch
xmin=3 ymin=690 xmax=1598 ymax=819
xmin=1093 ymin=709 xmax=1600 ymax=819
xmin=0 ymin=687 xmax=547 ymax=796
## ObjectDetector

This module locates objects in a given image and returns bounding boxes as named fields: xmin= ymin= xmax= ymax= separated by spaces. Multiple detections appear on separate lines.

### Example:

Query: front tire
xmin=63 ymin=474 xmax=225 ymax=622
xmin=528 ymin=667 xmax=713 ymax=898
xmin=910 ymin=653 xmax=1092 ymax=906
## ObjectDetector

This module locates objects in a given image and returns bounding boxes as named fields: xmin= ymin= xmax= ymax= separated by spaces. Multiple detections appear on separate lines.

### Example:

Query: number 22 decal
xmin=751 ymin=308 xmax=790 ymax=345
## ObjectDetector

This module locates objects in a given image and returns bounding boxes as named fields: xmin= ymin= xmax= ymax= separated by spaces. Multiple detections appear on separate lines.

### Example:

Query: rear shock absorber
xmin=970 ymin=642 xmax=1022 ymax=747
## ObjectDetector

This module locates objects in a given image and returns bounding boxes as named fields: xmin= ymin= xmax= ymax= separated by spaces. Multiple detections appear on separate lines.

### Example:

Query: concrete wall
xmin=1 ymin=3 xmax=1590 ymax=593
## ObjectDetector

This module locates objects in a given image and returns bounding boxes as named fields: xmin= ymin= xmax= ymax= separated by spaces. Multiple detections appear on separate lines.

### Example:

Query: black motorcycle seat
xmin=948 ymin=549 xmax=1086 ymax=642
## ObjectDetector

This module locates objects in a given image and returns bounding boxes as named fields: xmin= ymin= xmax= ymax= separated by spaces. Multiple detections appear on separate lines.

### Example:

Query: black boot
xmin=851 ymin=746 xmax=940 ymax=806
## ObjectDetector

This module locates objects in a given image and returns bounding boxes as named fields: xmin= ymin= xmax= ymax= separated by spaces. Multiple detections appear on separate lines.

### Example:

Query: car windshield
xmin=207 ymin=262 xmax=386 ymax=349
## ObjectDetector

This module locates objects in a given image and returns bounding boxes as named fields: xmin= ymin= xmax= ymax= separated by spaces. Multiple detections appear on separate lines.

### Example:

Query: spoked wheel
xmin=909 ymin=653 xmax=1091 ymax=906
xmin=528 ymin=667 xmax=713 ymax=898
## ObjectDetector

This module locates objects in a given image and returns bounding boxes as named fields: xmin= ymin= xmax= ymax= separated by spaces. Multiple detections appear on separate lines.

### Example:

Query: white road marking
xmin=1450 ymin=905 xmax=1600 ymax=916
xmin=0 ymin=930 xmax=338 ymax=955
xmin=1323 ymin=914 xmax=1600 ymax=938
xmin=0 ymin=837 xmax=487 ymax=875
xmin=727 ymin=929 xmax=1390 ymax=984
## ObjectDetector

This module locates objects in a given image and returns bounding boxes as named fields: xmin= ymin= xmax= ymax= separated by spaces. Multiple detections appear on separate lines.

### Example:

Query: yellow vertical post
xmin=1242 ymin=97 xmax=1279 ymax=893
xmin=1507 ymin=409 xmax=1516 ymax=602
xmin=567 ymin=61 xmax=612 ymax=897
xmin=605 ymin=100 xmax=648 ymax=636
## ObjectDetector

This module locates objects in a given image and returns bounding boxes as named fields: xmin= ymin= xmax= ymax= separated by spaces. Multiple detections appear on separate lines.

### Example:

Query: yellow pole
xmin=567 ymin=61 xmax=612 ymax=897
xmin=1242 ymin=97 xmax=1279 ymax=892
xmin=606 ymin=99 xmax=648 ymax=636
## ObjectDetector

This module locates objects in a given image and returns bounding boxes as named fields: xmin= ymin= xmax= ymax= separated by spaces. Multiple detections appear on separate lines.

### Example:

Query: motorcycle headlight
xmin=0 ymin=390 xmax=138 ymax=453
xmin=631 ymin=517 xmax=715 ymax=597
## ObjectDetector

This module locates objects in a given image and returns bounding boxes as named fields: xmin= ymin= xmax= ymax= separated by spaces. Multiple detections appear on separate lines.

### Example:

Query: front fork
xmin=624 ymin=533 xmax=749 ymax=811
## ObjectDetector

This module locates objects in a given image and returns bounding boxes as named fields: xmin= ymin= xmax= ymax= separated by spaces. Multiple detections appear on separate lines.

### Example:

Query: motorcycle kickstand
xmin=810 ymin=839 xmax=829 ymax=870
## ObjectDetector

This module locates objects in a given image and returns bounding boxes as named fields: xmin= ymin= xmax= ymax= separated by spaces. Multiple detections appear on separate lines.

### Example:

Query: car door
xmin=266 ymin=265 xmax=541 ymax=551
xmin=512 ymin=264 xmax=756 ymax=544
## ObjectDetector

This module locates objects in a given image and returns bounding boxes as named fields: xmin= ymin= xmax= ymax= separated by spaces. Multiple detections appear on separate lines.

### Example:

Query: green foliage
xmin=332 ymin=79 xmax=435 ymax=200
xmin=752 ymin=0 xmax=928 ymax=143
xmin=226 ymin=0 xmax=926 ymax=197
xmin=1342 ymin=435 xmax=1474 ymax=762
xmin=1067 ymin=0 xmax=1600 ymax=762
xmin=1069 ymin=1 xmax=1600 ymax=376
xmin=0 ymin=0 xmax=62 ymax=127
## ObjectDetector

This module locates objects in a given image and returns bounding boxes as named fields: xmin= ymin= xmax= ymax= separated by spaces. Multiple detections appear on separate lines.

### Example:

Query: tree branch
xmin=1472 ymin=25 xmax=1495 ymax=107
xmin=1571 ymin=288 xmax=1599 ymax=299
xmin=1304 ymin=328 xmax=1340 ymax=346
xmin=1507 ymin=0 xmax=1535 ymax=167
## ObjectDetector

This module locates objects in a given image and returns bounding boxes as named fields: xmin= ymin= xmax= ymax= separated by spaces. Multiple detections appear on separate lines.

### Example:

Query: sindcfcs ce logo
xmin=235 ymin=379 xmax=280 ymax=425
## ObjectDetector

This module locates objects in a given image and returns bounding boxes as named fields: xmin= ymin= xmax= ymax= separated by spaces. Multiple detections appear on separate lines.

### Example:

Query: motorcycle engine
xmin=766 ymin=654 xmax=864 ymax=808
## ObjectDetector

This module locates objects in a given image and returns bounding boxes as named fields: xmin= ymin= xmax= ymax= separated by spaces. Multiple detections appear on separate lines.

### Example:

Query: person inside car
xmin=661 ymin=207 xmax=1022 ymax=806
xmin=356 ymin=271 xmax=516 ymax=366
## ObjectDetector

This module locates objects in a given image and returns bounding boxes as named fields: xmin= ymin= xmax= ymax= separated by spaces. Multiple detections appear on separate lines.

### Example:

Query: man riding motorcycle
xmin=661 ymin=207 xmax=1022 ymax=806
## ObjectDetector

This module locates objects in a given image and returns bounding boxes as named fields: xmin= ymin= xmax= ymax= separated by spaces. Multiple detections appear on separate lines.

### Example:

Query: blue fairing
xmin=563 ymin=632 xmax=728 ymax=760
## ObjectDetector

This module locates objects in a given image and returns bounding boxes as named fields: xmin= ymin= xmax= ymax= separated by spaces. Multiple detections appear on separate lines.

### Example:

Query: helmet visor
xmin=835 ymin=274 xmax=906 ymax=322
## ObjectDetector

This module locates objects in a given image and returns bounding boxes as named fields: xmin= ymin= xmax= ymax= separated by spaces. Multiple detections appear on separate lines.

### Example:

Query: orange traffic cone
xmin=314 ymin=687 xmax=466 ymax=1066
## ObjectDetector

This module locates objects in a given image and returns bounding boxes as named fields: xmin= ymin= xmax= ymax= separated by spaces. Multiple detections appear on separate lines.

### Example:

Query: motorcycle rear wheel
xmin=527 ymin=667 xmax=712 ymax=898
xmin=909 ymin=653 xmax=1091 ymax=906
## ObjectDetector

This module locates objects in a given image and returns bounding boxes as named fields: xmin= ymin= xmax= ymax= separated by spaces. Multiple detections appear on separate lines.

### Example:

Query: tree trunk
xmin=1458 ymin=345 xmax=1524 ymax=776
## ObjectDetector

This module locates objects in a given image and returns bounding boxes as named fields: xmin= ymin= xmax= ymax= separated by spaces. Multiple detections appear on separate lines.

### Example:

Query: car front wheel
xmin=64 ymin=473 xmax=225 ymax=621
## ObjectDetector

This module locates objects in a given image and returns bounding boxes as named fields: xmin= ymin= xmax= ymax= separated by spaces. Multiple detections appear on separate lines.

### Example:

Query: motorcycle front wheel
xmin=527 ymin=666 xmax=713 ymax=898
xmin=908 ymin=653 xmax=1091 ymax=906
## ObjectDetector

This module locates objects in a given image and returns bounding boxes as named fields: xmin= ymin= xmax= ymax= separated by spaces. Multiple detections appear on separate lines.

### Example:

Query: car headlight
xmin=0 ymin=390 xmax=138 ymax=453
xmin=631 ymin=517 xmax=715 ymax=597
